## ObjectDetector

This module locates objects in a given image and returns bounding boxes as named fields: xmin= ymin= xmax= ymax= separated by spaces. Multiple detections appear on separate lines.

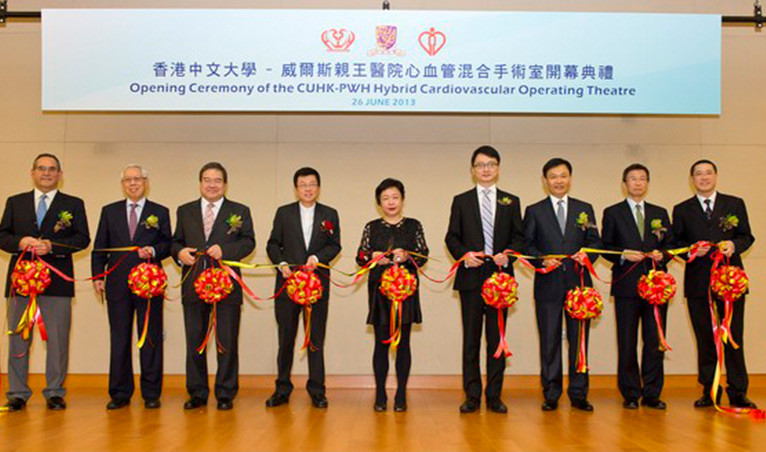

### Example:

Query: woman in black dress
xmin=356 ymin=178 xmax=429 ymax=412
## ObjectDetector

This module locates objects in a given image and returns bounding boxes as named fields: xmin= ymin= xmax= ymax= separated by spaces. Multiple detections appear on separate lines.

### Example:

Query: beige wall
xmin=0 ymin=1 xmax=764 ymax=377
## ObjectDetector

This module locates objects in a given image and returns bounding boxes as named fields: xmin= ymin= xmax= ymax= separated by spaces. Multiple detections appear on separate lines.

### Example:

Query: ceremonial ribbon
xmin=9 ymin=248 xmax=50 ymax=342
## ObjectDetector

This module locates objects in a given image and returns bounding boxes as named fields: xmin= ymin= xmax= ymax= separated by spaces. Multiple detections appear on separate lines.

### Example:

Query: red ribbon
xmin=494 ymin=313 xmax=511 ymax=359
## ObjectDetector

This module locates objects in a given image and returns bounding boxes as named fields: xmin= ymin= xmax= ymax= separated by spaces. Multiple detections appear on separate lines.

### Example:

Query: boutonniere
xmin=650 ymin=219 xmax=667 ymax=240
xmin=141 ymin=215 xmax=160 ymax=230
xmin=498 ymin=196 xmax=513 ymax=206
xmin=321 ymin=220 xmax=335 ymax=235
xmin=53 ymin=210 xmax=73 ymax=233
xmin=575 ymin=212 xmax=596 ymax=231
xmin=719 ymin=214 xmax=739 ymax=232
xmin=225 ymin=213 xmax=243 ymax=235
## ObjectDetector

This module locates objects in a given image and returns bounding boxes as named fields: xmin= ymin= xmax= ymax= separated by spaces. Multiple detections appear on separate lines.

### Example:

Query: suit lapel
xmin=40 ymin=192 xmax=64 ymax=234
xmin=470 ymin=189 xmax=482 ymax=233
xmin=117 ymin=202 xmax=131 ymax=243
xmin=293 ymin=202 xmax=308 ymax=251
xmin=208 ymin=199 xmax=230 ymax=243
xmin=710 ymin=195 xmax=726 ymax=227
xmin=308 ymin=204 xmax=322 ymax=252
xmin=492 ymin=193 xmax=506 ymax=252
xmin=564 ymin=198 xmax=576 ymax=240
xmin=132 ymin=201 xmax=152 ymax=244
xmin=193 ymin=199 xmax=205 ymax=241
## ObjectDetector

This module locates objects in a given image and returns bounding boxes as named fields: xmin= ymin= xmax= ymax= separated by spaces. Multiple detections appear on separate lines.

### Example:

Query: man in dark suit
xmin=92 ymin=164 xmax=172 ymax=410
xmin=524 ymin=157 xmax=601 ymax=412
xmin=0 ymin=153 xmax=90 ymax=412
xmin=601 ymin=164 xmax=673 ymax=410
xmin=445 ymin=146 xmax=524 ymax=414
xmin=172 ymin=162 xmax=255 ymax=411
xmin=672 ymin=159 xmax=756 ymax=409
xmin=265 ymin=167 xmax=341 ymax=409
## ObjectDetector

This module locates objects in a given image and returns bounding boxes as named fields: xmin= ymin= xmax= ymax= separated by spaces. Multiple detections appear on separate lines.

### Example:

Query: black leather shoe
xmin=217 ymin=398 xmax=233 ymax=410
xmin=487 ymin=398 xmax=508 ymax=414
xmin=571 ymin=399 xmax=594 ymax=412
xmin=311 ymin=394 xmax=328 ymax=409
xmin=106 ymin=398 xmax=130 ymax=410
xmin=641 ymin=398 xmax=667 ymax=410
xmin=144 ymin=399 xmax=161 ymax=409
xmin=459 ymin=398 xmax=480 ymax=413
xmin=265 ymin=393 xmax=289 ymax=408
xmin=374 ymin=401 xmax=387 ymax=412
xmin=542 ymin=399 xmax=558 ymax=411
xmin=394 ymin=401 xmax=407 ymax=412
xmin=730 ymin=395 xmax=758 ymax=409
xmin=183 ymin=397 xmax=207 ymax=410
xmin=622 ymin=399 xmax=639 ymax=409
xmin=694 ymin=395 xmax=714 ymax=408
xmin=47 ymin=396 xmax=66 ymax=410
xmin=4 ymin=398 xmax=25 ymax=412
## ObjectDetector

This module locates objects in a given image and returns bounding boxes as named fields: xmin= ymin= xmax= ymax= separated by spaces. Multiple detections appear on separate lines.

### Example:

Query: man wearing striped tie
xmin=446 ymin=146 xmax=524 ymax=414
xmin=172 ymin=162 xmax=255 ymax=411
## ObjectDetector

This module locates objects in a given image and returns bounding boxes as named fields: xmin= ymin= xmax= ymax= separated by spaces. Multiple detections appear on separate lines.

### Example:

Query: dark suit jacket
xmin=266 ymin=202 xmax=341 ymax=295
xmin=523 ymin=197 xmax=601 ymax=301
xmin=445 ymin=187 xmax=524 ymax=291
xmin=91 ymin=199 xmax=172 ymax=300
xmin=0 ymin=190 xmax=90 ymax=297
xmin=171 ymin=198 xmax=256 ymax=305
xmin=601 ymin=200 xmax=673 ymax=298
xmin=672 ymin=193 xmax=754 ymax=298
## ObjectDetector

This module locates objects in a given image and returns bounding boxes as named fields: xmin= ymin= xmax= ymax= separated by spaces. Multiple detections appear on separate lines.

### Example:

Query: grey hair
xmin=121 ymin=164 xmax=149 ymax=179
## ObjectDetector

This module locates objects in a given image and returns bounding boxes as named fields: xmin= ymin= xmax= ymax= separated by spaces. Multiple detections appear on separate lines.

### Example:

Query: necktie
xmin=480 ymin=189 xmax=494 ymax=255
xmin=204 ymin=203 xmax=215 ymax=240
xmin=36 ymin=194 xmax=48 ymax=229
xmin=704 ymin=199 xmax=712 ymax=220
xmin=635 ymin=204 xmax=645 ymax=239
xmin=128 ymin=203 xmax=138 ymax=241
xmin=556 ymin=199 xmax=566 ymax=235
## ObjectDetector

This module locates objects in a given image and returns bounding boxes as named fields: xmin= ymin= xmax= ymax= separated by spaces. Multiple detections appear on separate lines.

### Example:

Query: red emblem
xmin=418 ymin=27 xmax=446 ymax=57
xmin=321 ymin=220 xmax=335 ymax=235
xmin=322 ymin=28 xmax=356 ymax=52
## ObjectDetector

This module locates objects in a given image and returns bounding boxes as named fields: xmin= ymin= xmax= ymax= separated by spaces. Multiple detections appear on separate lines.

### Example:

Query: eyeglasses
xmin=202 ymin=178 xmax=225 ymax=184
xmin=122 ymin=177 xmax=146 ymax=183
xmin=473 ymin=162 xmax=498 ymax=170
xmin=34 ymin=166 xmax=59 ymax=173
xmin=298 ymin=183 xmax=319 ymax=190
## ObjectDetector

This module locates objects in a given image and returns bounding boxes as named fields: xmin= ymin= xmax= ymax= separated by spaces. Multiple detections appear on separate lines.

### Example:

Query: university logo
xmin=367 ymin=25 xmax=405 ymax=56
xmin=419 ymin=27 xmax=446 ymax=56
xmin=321 ymin=28 xmax=356 ymax=52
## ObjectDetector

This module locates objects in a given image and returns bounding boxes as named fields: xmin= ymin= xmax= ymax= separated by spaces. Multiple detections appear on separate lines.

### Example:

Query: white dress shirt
xmin=299 ymin=203 xmax=316 ymax=250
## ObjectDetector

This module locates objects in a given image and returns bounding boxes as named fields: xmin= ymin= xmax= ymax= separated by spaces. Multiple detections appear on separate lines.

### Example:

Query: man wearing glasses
xmin=446 ymin=146 xmax=524 ymax=414
xmin=266 ymin=167 xmax=341 ymax=409
xmin=172 ymin=162 xmax=255 ymax=411
xmin=92 ymin=164 xmax=172 ymax=410
xmin=0 ymin=153 xmax=90 ymax=411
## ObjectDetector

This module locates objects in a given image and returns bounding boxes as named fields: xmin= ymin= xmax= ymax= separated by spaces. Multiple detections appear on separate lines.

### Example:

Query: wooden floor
xmin=1 ymin=376 xmax=765 ymax=452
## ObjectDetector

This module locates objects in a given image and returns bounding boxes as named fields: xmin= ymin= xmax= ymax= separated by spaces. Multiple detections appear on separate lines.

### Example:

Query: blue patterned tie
xmin=481 ymin=189 xmax=494 ymax=255
xmin=36 ymin=194 xmax=48 ymax=229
